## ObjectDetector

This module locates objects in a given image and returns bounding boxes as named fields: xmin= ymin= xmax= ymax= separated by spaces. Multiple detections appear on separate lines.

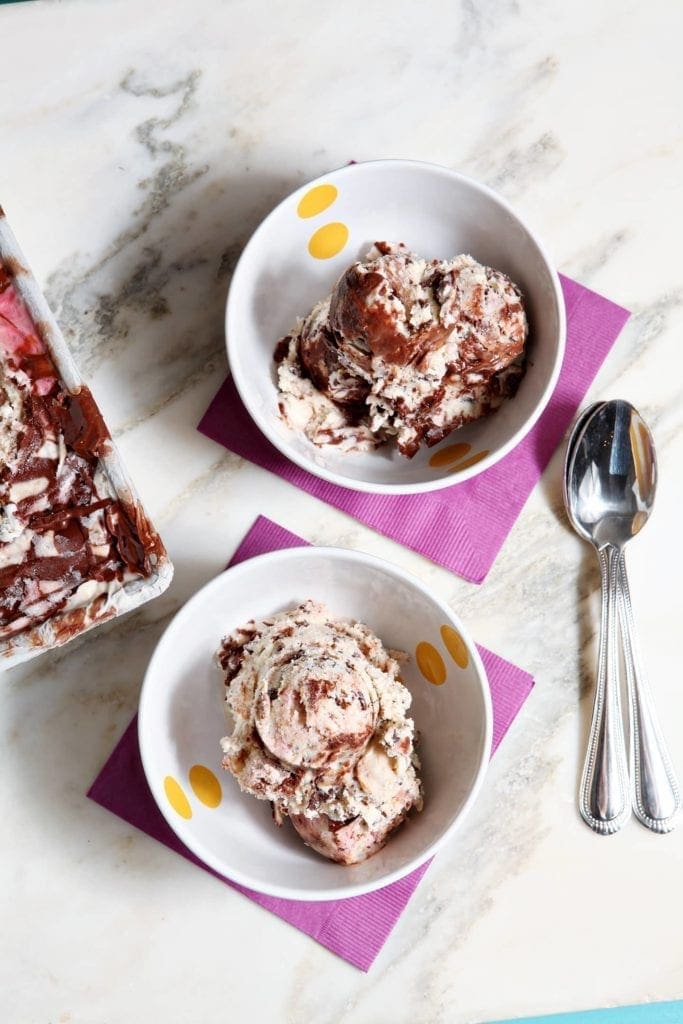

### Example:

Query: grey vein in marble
xmin=42 ymin=63 xmax=308 ymax=439
xmin=598 ymin=288 xmax=683 ymax=387
xmin=47 ymin=68 xmax=208 ymax=356
xmin=43 ymin=69 xmax=223 ymax=429
xmin=565 ymin=228 xmax=632 ymax=283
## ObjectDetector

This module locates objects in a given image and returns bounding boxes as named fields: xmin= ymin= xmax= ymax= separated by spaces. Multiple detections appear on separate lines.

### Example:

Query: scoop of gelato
xmin=276 ymin=241 xmax=528 ymax=457
xmin=218 ymin=599 xmax=422 ymax=865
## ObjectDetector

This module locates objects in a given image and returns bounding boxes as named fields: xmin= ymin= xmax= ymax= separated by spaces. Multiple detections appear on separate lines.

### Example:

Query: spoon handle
xmin=618 ymin=553 xmax=681 ymax=832
xmin=579 ymin=545 xmax=630 ymax=834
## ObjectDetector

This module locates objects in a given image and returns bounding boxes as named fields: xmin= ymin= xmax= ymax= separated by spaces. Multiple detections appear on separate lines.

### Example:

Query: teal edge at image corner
xmin=487 ymin=1002 xmax=683 ymax=1024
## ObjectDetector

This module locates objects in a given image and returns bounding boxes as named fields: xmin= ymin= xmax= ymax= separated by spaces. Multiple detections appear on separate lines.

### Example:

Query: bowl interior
xmin=227 ymin=159 xmax=564 ymax=493
xmin=138 ymin=548 xmax=491 ymax=900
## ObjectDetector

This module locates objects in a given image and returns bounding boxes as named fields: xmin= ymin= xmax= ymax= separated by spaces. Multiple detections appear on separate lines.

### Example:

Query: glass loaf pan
xmin=0 ymin=207 xmax=173 ymax=667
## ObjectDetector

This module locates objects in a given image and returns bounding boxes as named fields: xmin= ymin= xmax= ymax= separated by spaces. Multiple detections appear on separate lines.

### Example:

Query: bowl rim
xmin=138 ymin=544 xmax=493 ymax=901
xmin=225 ymin=157 xmax=567 ymax=495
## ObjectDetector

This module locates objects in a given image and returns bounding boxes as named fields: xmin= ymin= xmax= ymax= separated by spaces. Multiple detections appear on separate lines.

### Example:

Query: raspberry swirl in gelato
xmin=218 ymin=600 xmax=423 ymax=865
xmin=275 ymin=241 xmax=528 ymax=457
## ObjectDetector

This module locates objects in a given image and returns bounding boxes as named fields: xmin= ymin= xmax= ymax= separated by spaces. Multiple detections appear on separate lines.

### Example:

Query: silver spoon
xmin=564 ymin=401 xmax=630 ymax=833
xmin=564 ymin=400 xmax=680 ymax=833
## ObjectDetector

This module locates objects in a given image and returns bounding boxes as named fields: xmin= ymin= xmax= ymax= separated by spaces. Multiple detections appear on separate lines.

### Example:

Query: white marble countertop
xmin=2 ymin=1 xmax=683 ymax=1021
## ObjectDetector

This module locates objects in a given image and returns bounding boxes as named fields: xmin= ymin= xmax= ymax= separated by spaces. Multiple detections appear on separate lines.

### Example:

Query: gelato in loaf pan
xmin=0 ymin=208 xmax=173 ymax=667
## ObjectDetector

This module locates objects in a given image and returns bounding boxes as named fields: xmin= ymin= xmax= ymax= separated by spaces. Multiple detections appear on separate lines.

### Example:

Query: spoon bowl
xmin=567 ymin=400 xmax=657 ymax=551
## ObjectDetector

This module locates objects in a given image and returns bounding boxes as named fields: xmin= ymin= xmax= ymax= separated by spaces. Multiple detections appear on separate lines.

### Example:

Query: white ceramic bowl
xmin=138 ymin=547 xmax=492 ymax=901
xmin=226 ymin=158 xmax=565 ymax=494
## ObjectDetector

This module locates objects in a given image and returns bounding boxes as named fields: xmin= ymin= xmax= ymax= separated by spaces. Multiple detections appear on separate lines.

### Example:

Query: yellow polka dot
xmin=308 ymin=222 xmax=349 ymax=259
xmin=416 ymin=641 xmax=447 ymax=685
xmin=429 ymin=442 xmax=472 ymax=468
xmin=447 ymin=449 xmax=490 ymax=474
xmin=164 ymin=776 xmax=192 ymax=819
xmin=189 ymin=764 xmax=222 ymax=809
xmin=440 ymin=625 xmax=469 ymax=669
xmin=297 ymin=184 xmax=338 ymax=219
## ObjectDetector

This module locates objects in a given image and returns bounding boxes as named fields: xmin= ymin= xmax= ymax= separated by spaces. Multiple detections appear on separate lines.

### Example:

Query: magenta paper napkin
xmin=88 ymin=515 xmax=534 ymax=972
xmin=198 ymin=276 xmax=629 ymax=583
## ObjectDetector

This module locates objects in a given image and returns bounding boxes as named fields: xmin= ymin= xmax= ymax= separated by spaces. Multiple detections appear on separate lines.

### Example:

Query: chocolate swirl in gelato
xmin=275 ymin=241 xmax=528 ymax=457
xmin=0 ymin=260 xmax=162 ymax=640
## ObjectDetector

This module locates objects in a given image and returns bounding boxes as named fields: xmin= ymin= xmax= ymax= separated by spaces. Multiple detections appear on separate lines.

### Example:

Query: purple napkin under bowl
xmin=88 ymin=515 xmax=534 ymax=971
xmin=200 ymin=277 xmax=629 ymax=582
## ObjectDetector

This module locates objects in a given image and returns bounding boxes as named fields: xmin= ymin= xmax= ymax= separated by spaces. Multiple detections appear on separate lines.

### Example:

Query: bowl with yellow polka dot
xmin=226 ymin=158 xmax=565 ymax=494
xmin=138 ymin=545 xmax=492 ymax=901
